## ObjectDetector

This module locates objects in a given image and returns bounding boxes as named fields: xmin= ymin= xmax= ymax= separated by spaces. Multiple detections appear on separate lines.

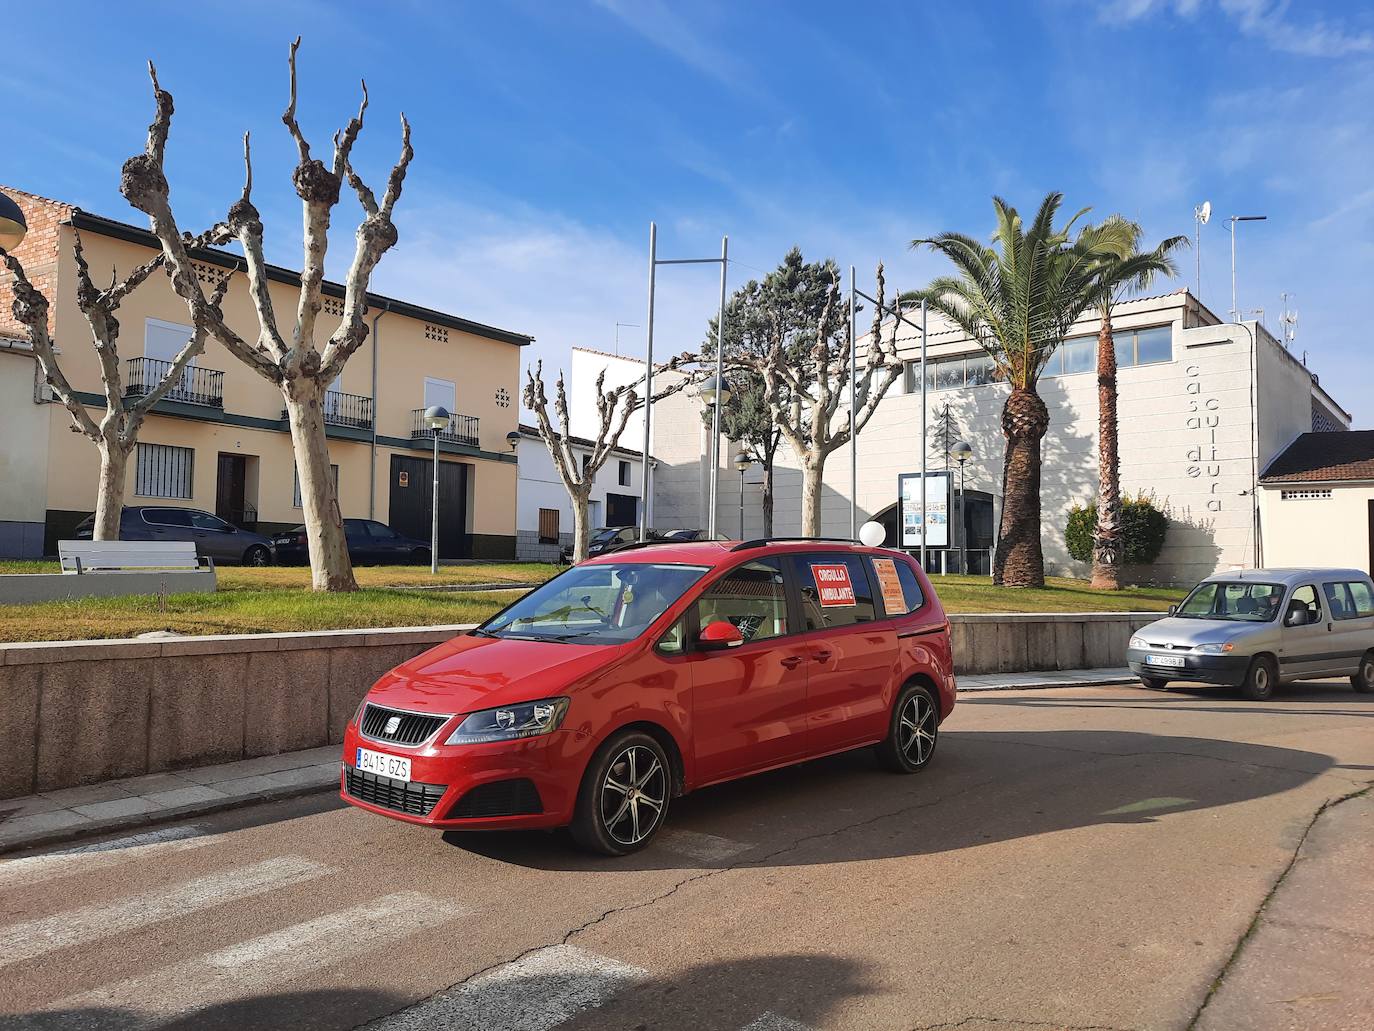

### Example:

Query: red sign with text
xmin=810 ymin=563 xmax=856 ymax=607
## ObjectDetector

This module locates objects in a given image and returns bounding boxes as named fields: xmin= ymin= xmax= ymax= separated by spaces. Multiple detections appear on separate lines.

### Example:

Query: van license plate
xmin=1148 ymin=654 xmax=1186 ymax=668
xmin=356 ymin=747 xmax=411 ymax=782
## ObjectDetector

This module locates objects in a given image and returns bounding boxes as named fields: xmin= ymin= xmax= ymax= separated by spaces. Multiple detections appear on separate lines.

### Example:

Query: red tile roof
xmin=1261 ymin=431 xmax=1374 ymax=483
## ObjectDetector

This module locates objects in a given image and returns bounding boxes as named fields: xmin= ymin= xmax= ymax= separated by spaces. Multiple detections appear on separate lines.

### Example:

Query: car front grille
xmin=359 ymin=703 xmax=449 ymax=746
xmin=449 ymin=778 xmax=544 ymax=819
xmin=343 ymin=766 xmax=447 ymax=817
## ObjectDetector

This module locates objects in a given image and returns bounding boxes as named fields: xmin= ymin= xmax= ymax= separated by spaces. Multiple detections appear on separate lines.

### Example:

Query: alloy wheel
xmin=899 ymin=692 xmax=937 ymax=765
xmin=600 ymin=744 xmax=667 ymax=847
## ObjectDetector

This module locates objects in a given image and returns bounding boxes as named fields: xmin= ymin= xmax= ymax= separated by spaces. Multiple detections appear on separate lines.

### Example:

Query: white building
xmin=646 ymin=290 xmax=1352 ymax=586
xmin=1259 ymin=431 xmax=1374 ymax=572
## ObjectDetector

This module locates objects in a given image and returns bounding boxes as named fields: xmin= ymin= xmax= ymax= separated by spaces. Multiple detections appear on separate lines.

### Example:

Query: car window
xmin=869 ymin=556 xmax=924 ymax=616
xmin=1290 ymin=585 xmax=1322 ymax=622
xmin=694 ymin=558 xmax=788 ymax=644
xmin=789 ymin=554 xmax=878 ymax=631
xmin=657 ymin=617 xmax=689 ymax=656
xmin=367 ymin=521 xmax=399 ymax=539
xmin=1347 ymin=581 xmax=1374 ymax=617
xmin=143 ymin=508 xmax=191 ymax=527
xmin=344 ymin=519 xmax=366 ymax=535
xmin=190 ymin=512 xmax=230 ymax=531
xmin=1177 ymin=581 xmax=1283 ymax=621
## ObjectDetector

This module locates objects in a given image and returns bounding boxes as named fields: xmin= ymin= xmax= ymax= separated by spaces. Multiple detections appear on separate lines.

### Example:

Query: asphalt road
xmin=2 ymin=681 xmax=1371 ymax=1031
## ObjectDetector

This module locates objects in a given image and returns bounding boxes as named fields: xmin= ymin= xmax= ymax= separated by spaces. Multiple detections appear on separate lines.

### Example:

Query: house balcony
xmin=124 ymin=357 xmax=224 ymax=409
xmin=411 ymin=408 xmax=479 ymax=447
xmin=279 ymin=390 xmax=374 ymax=430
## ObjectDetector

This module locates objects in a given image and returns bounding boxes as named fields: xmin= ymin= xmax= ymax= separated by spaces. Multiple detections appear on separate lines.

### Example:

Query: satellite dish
xmin=1199 ymin=200 xmax=1212 ymax=224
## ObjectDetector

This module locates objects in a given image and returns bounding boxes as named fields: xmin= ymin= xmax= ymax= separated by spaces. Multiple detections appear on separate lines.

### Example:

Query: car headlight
xmin=445 ymin=697 xmax=570 ymax=745
xmin=1129 ymin=635 xmax=1146 ymax=650
xmin=1194 ymin=642 xmax=1236 ymax=654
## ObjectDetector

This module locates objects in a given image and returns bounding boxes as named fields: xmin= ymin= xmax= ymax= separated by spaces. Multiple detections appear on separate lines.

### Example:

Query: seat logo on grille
xmin=384 ymin=715 xmax=402 ymax=735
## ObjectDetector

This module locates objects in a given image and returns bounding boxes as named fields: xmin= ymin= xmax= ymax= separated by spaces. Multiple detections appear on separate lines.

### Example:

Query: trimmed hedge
xmin=1066 ymin=494 xmax=1169 ymax=566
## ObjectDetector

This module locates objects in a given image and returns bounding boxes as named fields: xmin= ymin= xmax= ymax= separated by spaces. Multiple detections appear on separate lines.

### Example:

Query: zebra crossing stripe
xmin=371 ymin=944 xmax=648 ymax=1031
xmin=0 ymin=824 xmax=212 ymax=891
xmin=0 ymin=855 xmax=329 ymax=967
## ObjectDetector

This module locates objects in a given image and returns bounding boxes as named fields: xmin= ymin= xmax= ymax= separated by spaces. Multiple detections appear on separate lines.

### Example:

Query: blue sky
xmin=4 ymin=0 xmax=1371 ymax=424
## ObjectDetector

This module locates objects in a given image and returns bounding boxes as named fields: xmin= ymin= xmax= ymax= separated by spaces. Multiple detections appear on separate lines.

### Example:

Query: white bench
xmin=58 ymin=540 xmax=213 ymax=574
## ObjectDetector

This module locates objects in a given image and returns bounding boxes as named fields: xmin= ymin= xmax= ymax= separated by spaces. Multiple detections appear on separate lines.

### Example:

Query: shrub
xmin=1066 ymin=493 xmax=1169 ymax=566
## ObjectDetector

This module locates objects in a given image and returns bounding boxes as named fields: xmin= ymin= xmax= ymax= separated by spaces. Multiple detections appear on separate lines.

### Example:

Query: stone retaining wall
xmin=0 ymin=612 xmax=1158 ymax=799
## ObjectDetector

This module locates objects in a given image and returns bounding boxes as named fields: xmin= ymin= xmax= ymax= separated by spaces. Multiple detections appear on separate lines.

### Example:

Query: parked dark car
xmin=272 ymin=518 xmax=431 ymax=566
xmin=661 ymin=528 xmax=707 ymax=541
xmin=74 ymin=506 xmax=275 ymax=566
xmin=560 ymin=526 xmax=661 ymax=564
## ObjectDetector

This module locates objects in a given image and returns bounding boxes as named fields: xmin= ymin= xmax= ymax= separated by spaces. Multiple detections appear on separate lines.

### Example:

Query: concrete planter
xmin=0 ymin=611 xmax=1160 ymax=800
xmin=0 ymin=569 xmax=216 ymax=604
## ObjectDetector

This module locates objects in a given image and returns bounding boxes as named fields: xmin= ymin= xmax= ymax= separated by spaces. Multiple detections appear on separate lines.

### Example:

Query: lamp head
xmin=505 ymin=429 xmax=521 ymax=451
xmin=733 ymin=452 xmax=752 ymax=473
xmin=0 ymin=192 xmax=27 ymax=252
xmin=423 ymin=405 xmax=451 ymax=430
xmin=949 ymin=440 xmax=973 ymax=466
xmin=699 ymin=375 xmax=731 ymax=406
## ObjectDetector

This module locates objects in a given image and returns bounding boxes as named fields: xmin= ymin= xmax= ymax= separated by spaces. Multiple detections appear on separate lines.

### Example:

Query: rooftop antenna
xmin=1193 ymin=201 xmax=1211 ymax=299
xmin=1279 ymin=292 xmax=1298 ymax=349
xmin=614 ymin=321 xmax=639 ymax=357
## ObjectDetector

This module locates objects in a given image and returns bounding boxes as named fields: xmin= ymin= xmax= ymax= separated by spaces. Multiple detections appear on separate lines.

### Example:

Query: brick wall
xmin=0 ymin=186 xmax=72 ymax=341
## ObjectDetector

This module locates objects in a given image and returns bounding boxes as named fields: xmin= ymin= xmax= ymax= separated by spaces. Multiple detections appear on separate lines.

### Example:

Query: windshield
xmin=1177 ymin=581 xmax=1284 ymax=622
xmin=479 ymin=563 xmax=709 ymax=644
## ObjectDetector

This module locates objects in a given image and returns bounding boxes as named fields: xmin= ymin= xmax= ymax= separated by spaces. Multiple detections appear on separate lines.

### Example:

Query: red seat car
xmin=340 ymin=539 xmax=956 ymax=855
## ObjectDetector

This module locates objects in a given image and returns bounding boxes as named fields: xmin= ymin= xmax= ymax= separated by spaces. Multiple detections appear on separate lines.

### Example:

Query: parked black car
xmin=559 ymin=525 xmax=670 ymax=564
xmin=74 ymin=506 xmax=276 ymax=566
xmin=660 ymin=528 xmax=707 ymax=541
xmin=271 ymin=518 xmax=432 ymax=566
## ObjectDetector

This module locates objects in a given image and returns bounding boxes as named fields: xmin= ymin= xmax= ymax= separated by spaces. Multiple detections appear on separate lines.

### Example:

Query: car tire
xmin=875 ymin=682 xmax=940 ymax=774
xmin=243 ymin=545 xmax=271 ymax=567
xmin=1240 ymin=655 xmax=1277 ymax=701
xmin=412 ymin=548 xmax=431 ymax=566
xmin=570 ymin=730 xmax=671 ymax=856
xmin=1352 ymin=651 xmax=1374 ymax=694
xmin=1140 ymin=676 xmax=1169 ymax=690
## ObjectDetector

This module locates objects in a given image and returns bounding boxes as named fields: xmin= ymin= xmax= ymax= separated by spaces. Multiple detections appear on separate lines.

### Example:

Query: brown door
xmin=216 ymin=454 xmax=247 ymax=527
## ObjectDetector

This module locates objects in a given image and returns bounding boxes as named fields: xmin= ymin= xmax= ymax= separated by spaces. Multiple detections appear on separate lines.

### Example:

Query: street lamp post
xmin=950 ymin=440 xmax=972 ymax=574
xmin=733 ymin=451 xmax=752 ymax=540
xmin=423 ymin=405 xmax=450 ymax=575
xmin=1227 ymin=215 xmax=1267 ymax=323
xmin=698 ymin=375 xmax=732 ymax=538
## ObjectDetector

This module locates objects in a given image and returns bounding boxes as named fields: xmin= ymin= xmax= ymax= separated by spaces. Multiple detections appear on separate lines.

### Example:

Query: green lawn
xmin=0 ymin=562 xmax=1184 ymax=644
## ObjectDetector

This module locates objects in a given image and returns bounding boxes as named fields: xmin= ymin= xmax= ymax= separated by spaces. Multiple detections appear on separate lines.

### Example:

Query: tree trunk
xmin=1091 ymin=311 xmax=1123 ymax=590
xmin=93 ymin=440 xmax=130 ymax=540
xmin=760 ymin=461 xmax=774 ymax=538
xmin=284 ymin=378 xmax=357 ymax=591
xmin=800 ymin=456 xmax=825 ymax=538
xmin=570 ymin=485 xmax=593 ymax=564
xmin=994 ymin=388 xmax=1050 ymax=588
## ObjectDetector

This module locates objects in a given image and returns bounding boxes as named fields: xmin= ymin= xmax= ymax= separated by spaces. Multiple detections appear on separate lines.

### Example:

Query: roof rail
xmin=731 ymin=536 xmax=859 ymax=552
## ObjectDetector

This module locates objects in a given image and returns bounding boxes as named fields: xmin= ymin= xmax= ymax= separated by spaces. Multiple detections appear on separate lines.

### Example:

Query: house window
xmin=144 ymin=318 xmax=196 ymax=365
xmin=135 ymin=443 xmax=194 ymax=499
xmin=1280 ymin=489 xmax=1332 ymax=500
xmin=538 ymin=508 xmax=560 ymax=544
xmin=293 ymin=464 xmax=340 ymax=508
xmin=581 ymin=454 xmax=591 ymax=476
xmin=1060 ymin=337 xmax=1095 ymax=375
xmin=618 ymin=460 xmax=631 ymax=486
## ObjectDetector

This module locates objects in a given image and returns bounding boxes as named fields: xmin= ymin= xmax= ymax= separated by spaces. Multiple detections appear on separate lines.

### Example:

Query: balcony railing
xmin=322 ymin=390 xmax=374 ymax=429
xmin=124 ymin=357 xmax=224 ymax=409
xmin=411 ymin=408 xmax=480 ymax=447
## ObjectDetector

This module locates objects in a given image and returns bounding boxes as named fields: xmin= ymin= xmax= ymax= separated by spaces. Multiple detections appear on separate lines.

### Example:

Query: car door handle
xmin=812 ymin=649 xmax=833 ymax=662
xmin=780 ymin=655 xmax=804 ymax=669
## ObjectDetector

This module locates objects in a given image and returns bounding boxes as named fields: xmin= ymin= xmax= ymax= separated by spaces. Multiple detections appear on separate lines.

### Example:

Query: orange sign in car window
xmin=871 ymin=558 xmax=906 ymax=614
xmin=810 ymin=563 xmax=856 ymax=607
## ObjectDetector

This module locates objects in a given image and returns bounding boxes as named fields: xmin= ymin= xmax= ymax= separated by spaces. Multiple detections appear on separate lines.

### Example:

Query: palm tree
xmin=1078 ymin=217 xmax=1186 ymax=590
xmin=908 ymin=193 xmax=1110 ymax=587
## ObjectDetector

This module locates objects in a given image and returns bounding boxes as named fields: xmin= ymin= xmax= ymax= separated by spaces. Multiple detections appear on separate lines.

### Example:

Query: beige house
xmin=1259 ymin=431 xmax=1374 ymax=573
xmin=0 ymin=187 xmax=530 ymax=559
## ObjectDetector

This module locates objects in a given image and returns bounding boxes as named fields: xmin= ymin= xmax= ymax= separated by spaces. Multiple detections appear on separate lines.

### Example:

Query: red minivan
xmin=340 ymin=539 xmax=956 ymax=855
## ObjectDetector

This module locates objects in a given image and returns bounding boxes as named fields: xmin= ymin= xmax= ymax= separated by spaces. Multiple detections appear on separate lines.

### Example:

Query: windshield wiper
xmin=468 ymin=627 xmax=499 ymax=638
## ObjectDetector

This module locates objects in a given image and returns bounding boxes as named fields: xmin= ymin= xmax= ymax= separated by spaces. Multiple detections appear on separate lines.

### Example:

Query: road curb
xmin=0 ymin=777 xmax=339 ymax=858
xmin=957 ymin=676 xmax=1137 ymax=692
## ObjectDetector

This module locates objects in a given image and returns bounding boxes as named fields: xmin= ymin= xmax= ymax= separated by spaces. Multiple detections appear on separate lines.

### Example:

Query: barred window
xmin=1280 ymin=489 xmax=1332 ymax=500
xmin=538 ymin=508 xmax=560 ymax=544
xmin=293 ymin=464 xmax=340 ymax=508
xmin=135 ymin=443 xmax=194 ymax=499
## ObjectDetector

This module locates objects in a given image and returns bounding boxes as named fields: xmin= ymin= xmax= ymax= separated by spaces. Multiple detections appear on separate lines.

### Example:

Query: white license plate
xmin=1147 ymin=654 xmax=1186 ymax=668
xmin=356 ymin=747 xmax=411 ymax=781
xmin=274 ymin=537 xmax=294 ymax=545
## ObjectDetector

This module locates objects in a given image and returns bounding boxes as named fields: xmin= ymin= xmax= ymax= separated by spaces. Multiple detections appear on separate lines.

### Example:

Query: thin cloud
xmin=1101 ymin=0 xmax=1373 ymax=57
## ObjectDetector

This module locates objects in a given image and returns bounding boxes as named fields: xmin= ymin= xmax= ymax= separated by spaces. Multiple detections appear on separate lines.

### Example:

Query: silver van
xmin=1127 ymin=568 xmax=1374 ymax=700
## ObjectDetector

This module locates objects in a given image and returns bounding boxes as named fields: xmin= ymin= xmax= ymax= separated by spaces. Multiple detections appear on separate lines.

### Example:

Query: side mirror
xmin=698 ymin=620 xmax=744 ymax=651
xmin=1168 ymin=605 xmax=1177 ymax=616
xmin=1284 ymin=603 xmax=1309 ymax=627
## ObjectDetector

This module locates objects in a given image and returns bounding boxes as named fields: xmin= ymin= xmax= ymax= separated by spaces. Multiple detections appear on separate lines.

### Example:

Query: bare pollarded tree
xmin=726 ymin=261 xmax=904 ymax=536
xmin=523 ymin=356 xmax=695 ymax=563
xmin=2 ymin=233 xmax=228 ymax=540
xmin=120 ymin=39 xmax=413 ymax=591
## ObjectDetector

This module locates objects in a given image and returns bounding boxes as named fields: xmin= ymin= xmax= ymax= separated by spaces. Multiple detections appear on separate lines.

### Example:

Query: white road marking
xmin=0 ymin=824 xmax=212 ymax=890
xmin=52 ymin=891 xmax=466 ymax=1026
xmin=0 ymin=855 xmax=329 ymax=967
xmin=372 ymin=944 xmax=648 ymax=1031
xmin=740 ymin=1013 xmax=817 ymax=1031
xmin=656 ymin=828 xmax=751 ymax=863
